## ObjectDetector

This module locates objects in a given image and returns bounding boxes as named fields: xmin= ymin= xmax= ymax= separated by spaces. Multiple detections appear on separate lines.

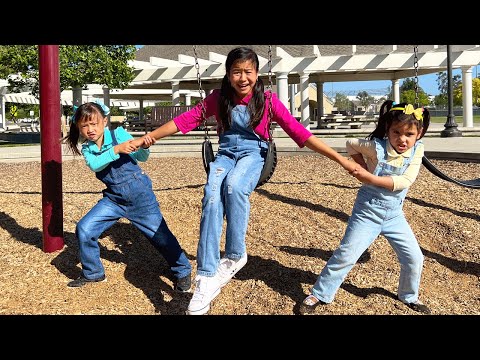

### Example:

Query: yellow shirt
xmin=346 ymin=138 xmax=424 ymax=191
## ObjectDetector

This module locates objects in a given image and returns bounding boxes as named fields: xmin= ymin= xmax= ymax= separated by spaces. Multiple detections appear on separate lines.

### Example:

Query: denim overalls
xmin=311 ymin=138 xmax=424 ymax=304
xmin=76 ymin=130 xmax=191 ymax=280
xmin=196 ymin=105 xmax=269 ymax=277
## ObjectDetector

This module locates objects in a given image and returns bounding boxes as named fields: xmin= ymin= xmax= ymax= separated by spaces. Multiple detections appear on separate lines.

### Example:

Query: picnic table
xmin=317 ymin=114 xmax=378 ymax=129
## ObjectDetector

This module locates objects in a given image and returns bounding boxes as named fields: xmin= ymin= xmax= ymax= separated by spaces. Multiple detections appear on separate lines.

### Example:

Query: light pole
xmin=441 ymin=45 xmax=462 ymax=137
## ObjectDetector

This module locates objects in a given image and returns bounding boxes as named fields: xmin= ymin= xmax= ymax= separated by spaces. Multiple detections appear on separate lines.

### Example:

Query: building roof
xmin=131 ymin=45 xmax=480 ymax=91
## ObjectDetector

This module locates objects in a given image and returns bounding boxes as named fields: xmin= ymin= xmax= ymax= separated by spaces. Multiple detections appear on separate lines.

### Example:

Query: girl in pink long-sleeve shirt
xmin=132 ymin=46 xmax=358 ymax=315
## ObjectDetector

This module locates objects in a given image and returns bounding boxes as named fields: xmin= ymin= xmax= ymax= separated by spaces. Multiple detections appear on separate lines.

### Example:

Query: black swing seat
xmin=202 ymin=137 xmax=215 ymax=174
xmin=257 ymin=140 xmax=277 ymax=187
xmin=422 ymin=156 xmax=480 ymax=189
xmin=202 ymin=138 xmax=277 ymax=188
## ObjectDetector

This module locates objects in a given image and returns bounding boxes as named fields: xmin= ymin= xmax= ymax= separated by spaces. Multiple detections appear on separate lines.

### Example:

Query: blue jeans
xmin=196 ymin=138 xmax=265 ymax=277
xmin=311 ymin=190 xmax=424 ymax=304
xmin=76 ymin=174 xmax=191 ymax=280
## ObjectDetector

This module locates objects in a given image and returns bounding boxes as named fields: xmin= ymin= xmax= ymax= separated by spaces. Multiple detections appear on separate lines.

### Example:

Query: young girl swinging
xmin=131 ymin=47 xmax=359 ymax=315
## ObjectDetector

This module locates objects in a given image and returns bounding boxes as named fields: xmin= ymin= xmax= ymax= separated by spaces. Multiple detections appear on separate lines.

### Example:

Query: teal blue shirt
xmin=81 ymin=126 xmax=150 ymax=172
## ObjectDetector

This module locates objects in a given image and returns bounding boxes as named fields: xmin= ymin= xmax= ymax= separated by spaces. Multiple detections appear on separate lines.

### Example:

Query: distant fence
xmin=123 ymin=105 xmax=195 ymax=132
xmin=428 ymin=109 xmax=480 ymax=117
xmin=151 ymin=105 xmax=195 ymax=128
xmin=151 ymin=105 xmax=216 ymax=131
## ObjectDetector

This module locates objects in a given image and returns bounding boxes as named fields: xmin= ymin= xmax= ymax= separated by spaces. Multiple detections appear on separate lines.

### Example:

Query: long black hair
xmin=218 ymin=47 xmax=266 ymax=131
xmin=62 ymin=102 xmax=106 ymax=155
xmin=368 ymin=100 xmax=430 ymax=140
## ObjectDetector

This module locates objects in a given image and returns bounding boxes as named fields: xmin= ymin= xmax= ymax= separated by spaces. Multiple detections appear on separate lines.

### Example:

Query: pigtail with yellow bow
xmin=390 ymin=103 xmax=424 ymax=121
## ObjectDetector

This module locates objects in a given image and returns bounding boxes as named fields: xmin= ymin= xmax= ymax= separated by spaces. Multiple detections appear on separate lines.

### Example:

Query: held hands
xmin=116 ymin=140 xmax=138 ymax=154
xmin=350 ymin=154 xmax=368 ymax=170
xmin=342 ymin=158 xmax=370 ymax=184
xmin=129 ymin=135 xmax=156 ymax=149
xmin=349 ymin=166 xmax=371 ymax=183
xmin=141 ymin=135 xmax=156 ymax=149
xmin=348 ymin=154 xmax=372 ymax=183
xmin=129 ymin=138 xmax=144 ymax=149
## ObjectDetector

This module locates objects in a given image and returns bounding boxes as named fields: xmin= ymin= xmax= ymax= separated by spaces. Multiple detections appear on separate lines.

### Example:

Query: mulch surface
xmin=0 ymin=155 xmax=478 ymax=315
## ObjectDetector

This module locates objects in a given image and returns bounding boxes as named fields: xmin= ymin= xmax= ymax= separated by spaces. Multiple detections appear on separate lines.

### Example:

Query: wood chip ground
xmin=0 ymin=155 xmax=478 ymax=315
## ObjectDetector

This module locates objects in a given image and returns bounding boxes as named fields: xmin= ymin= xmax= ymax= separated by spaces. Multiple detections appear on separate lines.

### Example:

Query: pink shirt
xmin=173 ymin=89 xmax=313 ymax=147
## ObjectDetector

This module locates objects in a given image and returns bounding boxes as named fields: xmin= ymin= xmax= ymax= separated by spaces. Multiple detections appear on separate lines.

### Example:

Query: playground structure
xmin=409 ymin=45 xmax=480 ymax=189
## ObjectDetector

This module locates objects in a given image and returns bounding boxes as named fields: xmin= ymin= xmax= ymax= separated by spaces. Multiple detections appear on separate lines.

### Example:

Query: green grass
xmin=0 ymin=142 xmax=37 ymax=148
xmin=430 ymin=115 xmax=480 ymax=124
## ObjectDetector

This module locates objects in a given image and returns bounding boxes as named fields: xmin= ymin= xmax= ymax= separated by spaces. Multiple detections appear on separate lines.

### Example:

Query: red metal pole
xmin=39 ymin=45 xmax=64 ymax=252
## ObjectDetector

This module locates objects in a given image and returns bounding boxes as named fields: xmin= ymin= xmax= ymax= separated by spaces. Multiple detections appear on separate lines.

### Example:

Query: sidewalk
xmin=0 ymin=123 xmax=478 ymax=163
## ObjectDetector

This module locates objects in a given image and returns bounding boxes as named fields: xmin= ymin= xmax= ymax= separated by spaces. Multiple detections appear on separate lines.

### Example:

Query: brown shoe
xmin=405 ymin=301 xmax=431 ymax=314
xmin=67 ymin=274 xmax=106 ymax=288
xmin=299 ymin=295 xmax=326 ymax=314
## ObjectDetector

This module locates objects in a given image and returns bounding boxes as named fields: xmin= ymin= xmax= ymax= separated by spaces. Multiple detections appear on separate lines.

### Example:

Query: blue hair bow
xmin=92 ymin=99 xmax=110 ymax=116
xmin=71 ymin=105 xmax=79 ymax=123
xmin=70 ymin=100 xmax=110 ymax=124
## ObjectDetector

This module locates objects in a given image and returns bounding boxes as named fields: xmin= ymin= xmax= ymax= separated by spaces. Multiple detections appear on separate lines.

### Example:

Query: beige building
xmin=293 ymin=85 xmax=334 ymax=119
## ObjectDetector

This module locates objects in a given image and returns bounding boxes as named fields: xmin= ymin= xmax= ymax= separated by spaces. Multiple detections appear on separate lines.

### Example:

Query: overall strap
xmin=110 ymin=129 xmax=118 ymax=146
xmin=403 ymin=139 xmax=422 ymax=167
xmin=373 ymin=138 xmax=387 ymax=163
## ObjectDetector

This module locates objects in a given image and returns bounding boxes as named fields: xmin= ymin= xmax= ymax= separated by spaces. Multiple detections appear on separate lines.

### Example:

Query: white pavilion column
xmin=299 ymin=72 xmax=311 ymax=129
xmin=289 ymin=84 xmax=296 ymax=115
xmin=461 ymin=66 xmax=474 ymax=128
xmin=185 ymin=94 xmax=191 ymax=106
xmin=275 ymin=72 xmax=289 ymax=108
xmin=0 ymin=92 xmax=5 ymax=130
xmin=392 ymin=79 xmax=400 ymax=103
xmin=172 ymin=81 xmax=180 ymax=106
xmin=103 ymin=85 xmax=111 ymax=126
xmin=316 ymin=81 xmax=324 ymax=128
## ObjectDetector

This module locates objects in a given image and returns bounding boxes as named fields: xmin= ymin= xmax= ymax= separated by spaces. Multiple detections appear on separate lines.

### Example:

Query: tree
xmin=452 ymin=77 xmax=480 ymax=107
xmin=435 ymin=71 xmax=461 ymax=107
xmin=400 ymin=78 xmax=418 ymax=92
xmin=436 ymin=71 xmax=461 ymax=96
xmin=0 ymin=46 xmax=37 ymax=80
xmin=9 ymin=105 xmax=18 ymax=122
xmin=334 ymin=93 xmax=351 ymax=111
xmin=400 ymin=90 xmax=430 ymax=106
xmin=386 ymin=85 xmax=393 ymax=100
xmin=356 ymin=91 xmax=374 ymax=111
xmin=473 ymin=78 xmax=480 ymax=106
xmin=433 ymin=94 xmax=448 ymax=108
xmin=386 ymin=78 xmax=429 ymax=106
xmin=109 ymin=106 xmax=125 ymax=116
xmin=399 ymin=77 xmax=430 ymax=106
xmin=0 ymin=45 xmax=136 ymax=97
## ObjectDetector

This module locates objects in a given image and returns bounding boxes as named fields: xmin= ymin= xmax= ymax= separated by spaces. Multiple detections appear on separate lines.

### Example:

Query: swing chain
xmin=266 ymin=45 xmax=274 ymax=141
xmin=193 ymin=45 xmax=209 ymax=139
xmin=413 ymin=45 xmax=419 ymax=108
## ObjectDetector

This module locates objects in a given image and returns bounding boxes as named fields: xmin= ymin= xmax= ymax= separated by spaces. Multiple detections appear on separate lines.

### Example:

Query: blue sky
xmin=135 ymin=45 xmax=478 ymax=97
xmin=323 ymin=69 xmax=469 ymax=97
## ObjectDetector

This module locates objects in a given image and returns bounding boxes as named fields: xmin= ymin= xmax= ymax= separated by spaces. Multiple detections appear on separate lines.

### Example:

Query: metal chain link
xmin=413 ymin=45 xmax=419 ymax=108
xmin=193 ymin=45 xmax=209 ymax=139
xmin=266 ymin=45 xmax=274 ymax=141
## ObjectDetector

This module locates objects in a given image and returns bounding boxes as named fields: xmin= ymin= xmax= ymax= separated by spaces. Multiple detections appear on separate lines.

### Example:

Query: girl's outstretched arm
xmin=350 ymin=168 xmax=394 ymax=190
xmin=130 ymin=120 xmax=179 ymax=148
xmin=350 ymin=154 xmax=368 ymax=170
xmin=304 ymin=135 xmax=358 ymax=173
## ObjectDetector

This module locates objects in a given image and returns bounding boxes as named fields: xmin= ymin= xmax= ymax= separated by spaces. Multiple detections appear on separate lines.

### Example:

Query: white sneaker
xmin=186 ymin=275 xmax=221 ymax=315
xmin=217 ymin=254 xmax=248 ymax=287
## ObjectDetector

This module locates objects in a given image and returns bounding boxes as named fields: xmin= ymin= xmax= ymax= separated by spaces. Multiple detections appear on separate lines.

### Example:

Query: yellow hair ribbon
xmin=390 ymin=104 xmax=423 ymax=121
